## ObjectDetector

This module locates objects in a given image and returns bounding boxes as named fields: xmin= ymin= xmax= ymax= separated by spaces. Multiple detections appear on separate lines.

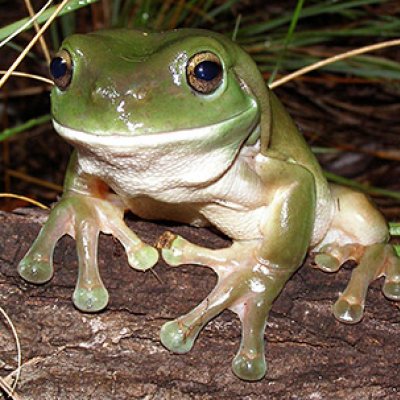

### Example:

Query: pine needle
xmin=270 ymin=38 xmax=400 ymax=89
xmin=0 ymin=0 xmax=53 ymax=49
xmin=0 ymin=307 xmax=22 ymax=397
xmin=0 ymin=0 xmax=71 ymax=90
xmin=0 ymin=193 xmax=49 ymax=209
xmin=23 ymin=0 xmax=52 ymax=63
xmin=0 ymin=70 xmax=52 ymax=85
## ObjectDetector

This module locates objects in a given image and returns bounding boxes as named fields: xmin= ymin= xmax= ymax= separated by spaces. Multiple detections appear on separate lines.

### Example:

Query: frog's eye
xmin=49 ymin=49 xmax=73 ymax=90
xmin=186 ymin=52 xmax=223 ymax=94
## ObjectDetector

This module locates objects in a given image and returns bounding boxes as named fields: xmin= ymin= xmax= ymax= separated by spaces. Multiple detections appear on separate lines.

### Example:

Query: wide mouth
xmin=53 ymin=106 xmax=258 ymax=149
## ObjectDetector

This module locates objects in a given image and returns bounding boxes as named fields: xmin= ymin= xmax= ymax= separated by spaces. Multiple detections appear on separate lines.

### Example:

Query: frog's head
xmin=49 ymin=29 xmax=271 ymax=187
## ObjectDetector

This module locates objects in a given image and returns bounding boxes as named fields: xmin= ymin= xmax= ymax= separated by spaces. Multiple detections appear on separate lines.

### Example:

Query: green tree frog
xmin=18 ymin=29 xmax=400 ymax=381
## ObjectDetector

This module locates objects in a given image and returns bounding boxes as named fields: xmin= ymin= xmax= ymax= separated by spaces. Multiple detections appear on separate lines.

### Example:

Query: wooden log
xmin=1 ymin=209 xmax=400 ymax=399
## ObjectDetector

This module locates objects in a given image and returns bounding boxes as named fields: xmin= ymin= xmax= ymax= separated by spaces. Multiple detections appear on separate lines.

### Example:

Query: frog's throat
xmin=52 ymin=106 xmax=259 ymax=150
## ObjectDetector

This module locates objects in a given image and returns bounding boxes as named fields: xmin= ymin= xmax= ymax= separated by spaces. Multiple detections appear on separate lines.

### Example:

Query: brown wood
xmin=1 ymin=209 xmax=400 ymax=399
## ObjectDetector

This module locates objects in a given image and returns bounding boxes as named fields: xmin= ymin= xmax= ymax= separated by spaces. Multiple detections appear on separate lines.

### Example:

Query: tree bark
xmin=1 ymin=209 xmax=399 ymax=400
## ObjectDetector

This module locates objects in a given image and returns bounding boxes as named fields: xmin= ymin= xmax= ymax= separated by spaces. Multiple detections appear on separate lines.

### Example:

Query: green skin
xmin=19 ymin=29 xmax=400 ymax=381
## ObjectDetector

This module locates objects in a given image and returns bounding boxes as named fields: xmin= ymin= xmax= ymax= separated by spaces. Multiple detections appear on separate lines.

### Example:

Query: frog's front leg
xmin=158 ymin=161 xmax=315 ymax=380
xmin=18 ymin=152 xmax=158 ymax=312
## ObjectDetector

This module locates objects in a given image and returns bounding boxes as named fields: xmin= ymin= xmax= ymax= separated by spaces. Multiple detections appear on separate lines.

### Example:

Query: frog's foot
xmin=157 ymin=231 xmax=234 ymax=268
xmin=158 ymin=235 xmax=292 ymax=381
xmin=315 ymin=243 xmax=400 ymax=324
xmin=19 ymin=193 xmax=158 ymax=312
xmin=313 ymin=243 xmax=363 ymax=273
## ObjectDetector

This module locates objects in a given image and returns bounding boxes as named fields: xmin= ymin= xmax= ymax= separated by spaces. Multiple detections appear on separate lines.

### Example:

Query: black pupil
xmin=50 ymin=57 xmax=67 ymax=79
xmin=194 ymin=61 xmax=221 ymax=81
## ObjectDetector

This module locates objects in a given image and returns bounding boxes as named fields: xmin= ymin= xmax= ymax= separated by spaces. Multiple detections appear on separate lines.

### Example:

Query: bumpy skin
xmin=19 ymin=29 xmax=400 ymax=381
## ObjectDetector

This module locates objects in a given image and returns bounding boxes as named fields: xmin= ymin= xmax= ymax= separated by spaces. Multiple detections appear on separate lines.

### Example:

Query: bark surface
xmin=1 ymin=209 xmax=399 ymax=399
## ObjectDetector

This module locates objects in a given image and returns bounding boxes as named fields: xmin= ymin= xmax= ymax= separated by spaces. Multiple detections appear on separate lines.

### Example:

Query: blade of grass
xmin=192 ymin=0 xmax=240 ymax=27
xmin=154 ymin=0 xmax=173 ymax=30
xmin=0 ymin=0 xmax=53 ymax=49
xmin=0 ymin=114 xmax=51 ymax=142
xmin=257 ymin=53 xmax=400 ymax=80
xmin=60 ymin=11 xmax=77 ymax=38
xmin=50 ymin=17 xmax=60 ymax=49
xmin=241 ymin=17 xmax=400 ymax=50
xmin=24 ymin=0 xmax=51 ymax=63
xmin=324 ymin=171 xmax=400 ymax=201
xmin=269 ymin=0 xmax=305 ymax=85
xmin=111 ymin=0 xmax=123 ymax=26
xmin=269 ymin=38 xmax=400 ymax=88
xmin=0 ymin=193 xmax=49 ymax=209
xmin=207 ymin=0 xmax=239 ymax=18
xmin=0 ymin=70 xmax=52 ymax=84
xmin=0 ymin=0 xmax=100 ymax=42
xmin=132 ymin=0 xmax=153 ymax=28
xmin=311 ymin=146 xmax=341 ymax=154
xmin=168 ymin=0 xmax=186 ymax=29
xmin=231 ymin=13 xmax=241 ymax=42
xmin=390 ymin=223 xmax=400 ymax=236
xmin=189 ymin=0 xmax=215 ymax=26
xmin=175 ymin=0 xmax=205 ymax=27
xmin=0 ymin=0 xmax=72 ymax=90
xmin=238 ymin=0 xmax=387 ymax=37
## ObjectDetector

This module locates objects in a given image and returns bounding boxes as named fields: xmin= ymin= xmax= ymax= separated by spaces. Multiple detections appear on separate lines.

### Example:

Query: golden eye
xmin=186 ymin=52 xmax=223 ymax=94
xmin=49 ymin=49 xmax=73 ymax=90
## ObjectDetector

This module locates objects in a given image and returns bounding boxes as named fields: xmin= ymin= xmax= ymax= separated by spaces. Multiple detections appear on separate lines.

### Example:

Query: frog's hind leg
xmin=230 ymin=293 xmax=273 ymax=381
xmin=313 ymin=184 xmax=400 ymax=324
xmin=332 ymin=243 xmax=400 ymax=323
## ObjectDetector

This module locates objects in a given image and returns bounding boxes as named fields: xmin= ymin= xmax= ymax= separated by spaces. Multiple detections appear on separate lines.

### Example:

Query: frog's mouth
xmin=54 ymin=106 xmax=260 ymax=188
xmin=52 ymin=106 xmax=259 ymax=151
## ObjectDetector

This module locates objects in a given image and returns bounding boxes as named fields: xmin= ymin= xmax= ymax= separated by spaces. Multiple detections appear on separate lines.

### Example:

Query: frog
xmin=18 ymin=28 xmax=400 ymax=381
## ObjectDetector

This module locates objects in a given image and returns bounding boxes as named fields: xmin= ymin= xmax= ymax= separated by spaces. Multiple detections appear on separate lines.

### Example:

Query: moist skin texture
xmin=19 ymin=28 xmax=400 ymax=381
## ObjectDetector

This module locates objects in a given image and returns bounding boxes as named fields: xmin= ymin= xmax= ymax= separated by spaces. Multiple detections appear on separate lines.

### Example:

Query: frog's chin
xmin=52 ymin=106 xmax=259 ymax=151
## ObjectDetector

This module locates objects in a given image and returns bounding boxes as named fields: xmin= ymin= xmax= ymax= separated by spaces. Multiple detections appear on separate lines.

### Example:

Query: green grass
xmin=0 ymin=0 xmax=100 ymax=42
xmin=0 ymin=114 xmax=51 ymax=142
xmin=2 ymin=0 xmax=399 ymax=79
xmin=268 ymin=0 xmax=306 ymax=85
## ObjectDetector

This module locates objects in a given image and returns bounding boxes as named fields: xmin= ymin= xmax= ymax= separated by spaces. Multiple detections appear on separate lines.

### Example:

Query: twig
xmin=0 ymin=307 xmax=22 ymax=397
xmin=23 ymin=0 xmax=52 ymax=64
xmin=0 ymin=0 xmax=70 ymax=90
xmin=6 ymin=169 xmax=63 ymax=192
xmin=0 ymin=0 xmax=53 ymax=49
xmin=0 ymin=193 xmax=49 ymax=210
xmin=0 ymin=70 xmax=52 ymax=85
xmin=269 ymin=38 xmax=400 ymax=89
